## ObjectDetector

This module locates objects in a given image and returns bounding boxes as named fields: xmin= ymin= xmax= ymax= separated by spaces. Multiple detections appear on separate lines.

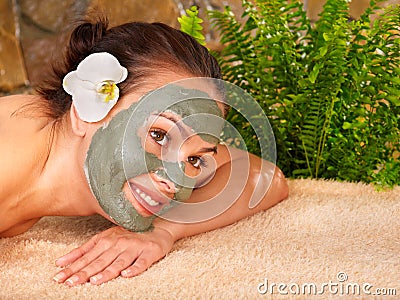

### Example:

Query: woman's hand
xmin=53 ymin=226 xmax=175 ymax=286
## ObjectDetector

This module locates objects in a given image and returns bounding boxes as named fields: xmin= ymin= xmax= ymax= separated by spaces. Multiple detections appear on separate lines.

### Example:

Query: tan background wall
xmin=305 ymin=0 xmax=400 ymax=21
xmin=0 ymin=0 xmax=399 ymax=91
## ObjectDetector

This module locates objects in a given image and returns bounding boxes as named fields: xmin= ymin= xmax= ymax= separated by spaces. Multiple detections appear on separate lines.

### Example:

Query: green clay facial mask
xmin=84 ymin=80 xmax=224 ymax=232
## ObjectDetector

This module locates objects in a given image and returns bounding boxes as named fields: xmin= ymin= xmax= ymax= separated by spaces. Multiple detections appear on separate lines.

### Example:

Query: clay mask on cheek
xmin=84 ymin=82 xmax=224 ymax=232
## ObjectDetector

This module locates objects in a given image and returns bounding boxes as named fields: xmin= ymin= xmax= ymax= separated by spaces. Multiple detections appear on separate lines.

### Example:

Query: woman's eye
xmin=187 ymin=156 xmax=204 ymax=169
xmin=150 ymin=129 xmax=168 ymax=146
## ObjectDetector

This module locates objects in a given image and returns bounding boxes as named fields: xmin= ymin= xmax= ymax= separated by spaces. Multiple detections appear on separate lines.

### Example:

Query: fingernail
xmin=65 ymin=275 xmax=79 ymax=286
xmin=53 ymin=273 xmax=65 ymax=283
xmin=90 ymin=274 xmax=102 ymax=284
xmin=121 ymin=269 xmax=131 ymax=277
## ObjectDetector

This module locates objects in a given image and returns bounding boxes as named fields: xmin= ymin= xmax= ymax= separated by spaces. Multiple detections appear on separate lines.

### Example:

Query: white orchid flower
xmin=63 ymin=52 xmax=128 ymax=122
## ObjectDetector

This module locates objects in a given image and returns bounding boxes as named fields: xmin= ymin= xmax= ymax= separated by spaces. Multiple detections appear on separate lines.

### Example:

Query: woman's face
xmin=124 ymin=110 xmax=218 ymax=217
xmin=84 ymin=78 xmax=224 ymax=231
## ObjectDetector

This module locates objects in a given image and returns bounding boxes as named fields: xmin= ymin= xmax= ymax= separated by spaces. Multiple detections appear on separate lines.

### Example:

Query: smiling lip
xmin=128 ymin=181 xmax=173 ymax=215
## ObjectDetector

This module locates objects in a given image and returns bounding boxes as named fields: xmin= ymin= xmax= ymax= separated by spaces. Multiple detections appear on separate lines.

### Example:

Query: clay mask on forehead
xmin=85 ymin=83 xmax=224 ymax=232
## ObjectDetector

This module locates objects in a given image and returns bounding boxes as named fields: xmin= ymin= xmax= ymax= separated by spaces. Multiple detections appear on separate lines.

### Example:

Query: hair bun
xmin=67 ymin=19 xmax=109 ymax=70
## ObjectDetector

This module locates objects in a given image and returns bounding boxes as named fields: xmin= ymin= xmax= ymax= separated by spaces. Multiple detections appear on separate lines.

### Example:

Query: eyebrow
xmin=157 ymin=112 xmax=186 ymax=135
xmin=198 ymin=146 xmax=218 ymax=154
xmin=157 ymin=112 xmax=218 ymax=154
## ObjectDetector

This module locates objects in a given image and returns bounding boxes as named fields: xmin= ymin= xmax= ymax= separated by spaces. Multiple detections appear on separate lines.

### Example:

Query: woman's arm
xmin=53 ymin=147 xmax=288 ymax=286
xmin=154 ymin=153 xmax=288 ymax=241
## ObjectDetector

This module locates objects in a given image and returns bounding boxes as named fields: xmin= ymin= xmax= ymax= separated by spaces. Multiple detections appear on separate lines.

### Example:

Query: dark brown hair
xmin=36 ymin=18 xmax=222 ymax=120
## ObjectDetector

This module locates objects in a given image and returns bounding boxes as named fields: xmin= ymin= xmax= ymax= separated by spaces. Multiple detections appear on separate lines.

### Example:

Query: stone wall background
xmin=0 ymin=0 xmax=399 ymax=92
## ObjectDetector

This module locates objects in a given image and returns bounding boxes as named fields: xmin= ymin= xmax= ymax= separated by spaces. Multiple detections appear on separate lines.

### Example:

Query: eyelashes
xmin=149 ymin=128 xmax=169 ymax=146
xmin=187 ymin=156 xmax=208 ymax=169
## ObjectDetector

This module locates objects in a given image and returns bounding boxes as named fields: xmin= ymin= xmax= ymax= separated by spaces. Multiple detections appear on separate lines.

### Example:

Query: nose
xmin=150 ymin=169 xmax=176 ymax=195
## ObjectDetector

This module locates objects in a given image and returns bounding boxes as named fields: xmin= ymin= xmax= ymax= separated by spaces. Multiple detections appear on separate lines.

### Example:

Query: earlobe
xmin=70 ymin=104 xmax=88 ymax=137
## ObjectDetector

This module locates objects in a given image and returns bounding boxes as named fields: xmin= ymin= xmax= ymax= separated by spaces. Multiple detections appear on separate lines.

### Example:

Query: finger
xmin=56 ymin=235 xmax=99 ymax=267
xmin=64 ymin=249 xmax=122 ymax=286
xmin=121 ymin=250 xmax=161 ymax=278
xmin=53 ymin=236 xmax=109 ymax=284
xmin=53 ymin=254 xmax=98 ymax=285
xmin=89 ymin=252 xmax=136 ymax=285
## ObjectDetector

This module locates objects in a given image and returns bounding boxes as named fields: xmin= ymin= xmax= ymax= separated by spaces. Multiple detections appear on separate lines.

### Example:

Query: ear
xmin=70 ymin=104 xmax=88 ymax=137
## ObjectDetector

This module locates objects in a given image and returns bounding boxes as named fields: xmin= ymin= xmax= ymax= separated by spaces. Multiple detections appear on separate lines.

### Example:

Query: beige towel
xmin=1 ymin=179 xmax=399 ymax=299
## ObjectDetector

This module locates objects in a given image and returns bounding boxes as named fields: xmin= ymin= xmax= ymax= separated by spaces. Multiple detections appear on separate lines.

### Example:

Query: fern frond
xmin=209 ymin=7 xmax=256 ymax=86
xmin=209 ymin=0 xmax=400 ymax=186
xmin=178 ymin=6 xmax=206 ymax=45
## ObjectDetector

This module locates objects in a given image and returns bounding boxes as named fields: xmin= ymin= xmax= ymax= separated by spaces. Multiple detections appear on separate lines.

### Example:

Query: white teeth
xmin=145 ymin=196 xmax=159 ymax=206
xmin=134 ymin=187 xmax=160 ymax=206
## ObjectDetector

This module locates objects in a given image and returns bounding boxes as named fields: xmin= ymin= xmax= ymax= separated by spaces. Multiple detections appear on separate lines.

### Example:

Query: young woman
xmin=0 ymin=19 xmax=288 ymax=286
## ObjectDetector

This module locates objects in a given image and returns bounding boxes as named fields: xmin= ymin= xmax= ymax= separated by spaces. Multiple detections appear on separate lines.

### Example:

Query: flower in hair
xmin=63 ymin=52 xmax=128 ymax=122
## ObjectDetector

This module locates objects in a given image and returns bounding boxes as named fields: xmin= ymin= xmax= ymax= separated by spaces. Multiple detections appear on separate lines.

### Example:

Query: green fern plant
xmin=208 ymin=0 xmax=399 ymax=187
xmin=178 ymin=6 xmax=206 ymax=46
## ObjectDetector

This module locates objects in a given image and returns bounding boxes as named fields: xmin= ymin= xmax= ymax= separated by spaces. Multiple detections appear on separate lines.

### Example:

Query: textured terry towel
xmin=0 ymin=179 xmax=399 ymax=299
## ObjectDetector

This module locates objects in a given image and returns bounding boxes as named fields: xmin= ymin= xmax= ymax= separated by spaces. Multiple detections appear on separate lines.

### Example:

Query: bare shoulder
xmin=0 ymin=94 xmax=40 ymax=119
xmin=0 ymin=94 xmax=50 ymax=199
xmin=0 ymin=95 xmax=50 ymax=236
xmin=0 ymin=94 xmax=31 ymax=107
xmin=215 ymin=143 xmax=288 ymax=200
xmin=0 ymin=94 xmax=50 ymax=133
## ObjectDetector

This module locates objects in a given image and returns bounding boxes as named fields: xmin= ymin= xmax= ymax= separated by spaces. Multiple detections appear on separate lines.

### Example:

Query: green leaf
xmin=342 ymin=122 xmax=352 ymax=130
xmin=319 ymin=46 xmax=328 ymax=58
xmin=208 ymin=0 xmax=400 ymax=187
xmin=386 ymin=95 xmax=400 ymax=106
xmin=323 ymin=33 xmax=331 ymax=41
xmin=178 ymin=6 xmax=206 ymax=46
